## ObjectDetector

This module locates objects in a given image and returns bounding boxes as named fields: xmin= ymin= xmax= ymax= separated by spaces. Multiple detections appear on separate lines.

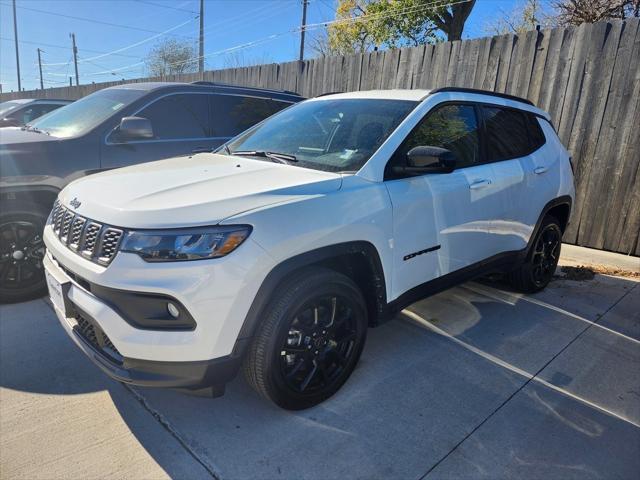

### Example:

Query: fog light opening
xmin=167 ymin=302 xmax=180 ymax=318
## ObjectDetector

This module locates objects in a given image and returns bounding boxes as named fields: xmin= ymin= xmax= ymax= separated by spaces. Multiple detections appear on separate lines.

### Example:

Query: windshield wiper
xmin=22 ymin=124 xmax=49 ymax=135
xmin=230 ymin=150 xmax=298 ymax=164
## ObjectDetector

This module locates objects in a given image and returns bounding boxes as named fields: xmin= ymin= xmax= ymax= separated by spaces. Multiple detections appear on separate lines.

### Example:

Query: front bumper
xmin=43 ymin=253 xmax=247 ymax=392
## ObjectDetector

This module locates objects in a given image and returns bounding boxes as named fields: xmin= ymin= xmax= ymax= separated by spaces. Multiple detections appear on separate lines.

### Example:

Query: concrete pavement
xmin=1 ymin=273 xmax=638 ymax=479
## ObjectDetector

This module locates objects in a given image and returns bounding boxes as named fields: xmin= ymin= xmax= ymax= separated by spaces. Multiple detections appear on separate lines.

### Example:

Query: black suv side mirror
xmin=118 ymin=116 xmax=154 ymax=140
xmin=393 ymin=146 xmax=458 ymax=175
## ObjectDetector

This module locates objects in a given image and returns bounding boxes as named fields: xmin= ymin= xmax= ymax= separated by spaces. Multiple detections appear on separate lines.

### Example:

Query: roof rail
xmin=315 ymin=91 xmax=343 ymax=97
xmin=190 ymin=81 xmax=300 ymax=96
xmin=429 ymin=87 xmax=534 ymax=106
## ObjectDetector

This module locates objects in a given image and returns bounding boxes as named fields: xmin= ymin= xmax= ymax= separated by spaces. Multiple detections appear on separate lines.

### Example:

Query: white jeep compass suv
xmin=43 ymin=87 xmax=575 ymax=410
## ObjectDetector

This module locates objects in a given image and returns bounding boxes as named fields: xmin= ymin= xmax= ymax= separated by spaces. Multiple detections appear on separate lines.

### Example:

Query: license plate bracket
xmin=45 ymin=268 xmax=71 ymax=317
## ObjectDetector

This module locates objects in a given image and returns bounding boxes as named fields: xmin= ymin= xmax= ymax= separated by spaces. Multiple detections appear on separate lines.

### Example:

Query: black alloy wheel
xmin=530 ymin=223 xmax=562 ymax=288
xmin=0 ymin=209 xmax=48 ymax=303
xmin=244 ymin=267 xmax=367 ymax=410
xmin=507 ymin=215 xmax=563 ymax=293
xmin=279 ymin=295 xmax=359 ymax=395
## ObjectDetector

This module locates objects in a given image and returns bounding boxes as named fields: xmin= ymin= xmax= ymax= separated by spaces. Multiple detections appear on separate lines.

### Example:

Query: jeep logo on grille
xmin=69 ymin=197 xmax=82 ymax=209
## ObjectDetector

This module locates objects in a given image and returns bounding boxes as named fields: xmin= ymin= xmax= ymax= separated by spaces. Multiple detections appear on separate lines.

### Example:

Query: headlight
xmin=120 ymin=225 xmax=252 ymax=262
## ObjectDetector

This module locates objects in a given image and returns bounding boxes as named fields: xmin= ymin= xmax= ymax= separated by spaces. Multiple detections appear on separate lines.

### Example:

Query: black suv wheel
xmin=244 ymin=267 xmax=368 ymax=410
xmin=508 ymin=215 xmax=562 ymax=293
xmin=0 ymin=205 xmax=48 ymax=303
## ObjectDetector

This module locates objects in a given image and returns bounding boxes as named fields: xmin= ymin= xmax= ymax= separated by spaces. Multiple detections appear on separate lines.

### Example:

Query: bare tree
xmin=145 ymin=38 xmax=198 ymax=77
xmin=221 ymin=51 xmax=274 ymax=69
xmin=485 ymin=0 xmax=555 ymax=35
xmin=553 ymin=0 xmax=639 ymax=26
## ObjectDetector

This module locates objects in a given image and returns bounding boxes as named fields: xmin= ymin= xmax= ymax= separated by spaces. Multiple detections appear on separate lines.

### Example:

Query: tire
xmin=243 ymin=267 xmax=368 ymax=410
xmin=507 ymin=215 xmax=562 ymax=293
xmin=0 ymin=205 xmax=49 ymax=303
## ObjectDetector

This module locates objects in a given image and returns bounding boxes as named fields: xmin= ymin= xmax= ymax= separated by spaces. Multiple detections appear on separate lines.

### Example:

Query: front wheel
xmin=243 ymin=267 xmax=368 ymax=410
xmin=0 ymin=207 xmax=48 ymax=303
xmin=508 ymin=215 xmax=562 ymax=293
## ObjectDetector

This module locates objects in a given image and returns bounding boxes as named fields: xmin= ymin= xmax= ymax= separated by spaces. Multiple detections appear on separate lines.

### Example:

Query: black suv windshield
xmin=30 ymin=88 xmax=145 ymax=138
xmin=225 ymin=98 xmax=417 ymax=172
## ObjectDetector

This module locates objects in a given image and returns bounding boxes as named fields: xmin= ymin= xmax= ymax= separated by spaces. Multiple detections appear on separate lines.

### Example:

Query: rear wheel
xmin=244 ymin=268 xmax=367 ymax=410
xmin=0 ymin=207 xmax=48 ymax=303
xmin=508 ymin=215 xmax=562 ymax=293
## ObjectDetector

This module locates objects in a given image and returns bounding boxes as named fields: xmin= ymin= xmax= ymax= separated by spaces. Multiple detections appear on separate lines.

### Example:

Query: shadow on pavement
xmin=1 ymin=274 xmax=638 ymax=479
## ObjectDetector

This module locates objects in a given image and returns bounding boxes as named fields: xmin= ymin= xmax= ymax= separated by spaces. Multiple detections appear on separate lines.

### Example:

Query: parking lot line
xmin=462 ymin=282 xmax=640 ymax=346
xmin=400 ymin=309 xmax=640 ymax=429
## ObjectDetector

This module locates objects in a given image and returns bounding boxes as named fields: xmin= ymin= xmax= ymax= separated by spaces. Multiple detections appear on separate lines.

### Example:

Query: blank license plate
xmin=45 ymin=269 xmax=68 ymax=317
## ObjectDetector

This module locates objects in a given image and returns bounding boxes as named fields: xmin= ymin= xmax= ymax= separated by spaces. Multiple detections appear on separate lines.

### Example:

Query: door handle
xmin=534 ymin=166 xmax=549 ymax=174
xmin=192 ymin=147 xmax=212 ymax=154
xmin=469 ymin=179 xmax=492 ymax=190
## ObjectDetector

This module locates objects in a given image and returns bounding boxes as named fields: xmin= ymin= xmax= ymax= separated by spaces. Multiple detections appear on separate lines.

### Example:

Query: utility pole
xmin=12 ymin=0 xmax=21 ymax=92
xmin=37 ymin=48 xmax=44 ymax=90
xmin=298 ymin=0 xmax=308 ymax=63
xmin=198 ymin=0 xmax=204 ymax=74
xmin=70 ymin=33 xmax=79 ymax=86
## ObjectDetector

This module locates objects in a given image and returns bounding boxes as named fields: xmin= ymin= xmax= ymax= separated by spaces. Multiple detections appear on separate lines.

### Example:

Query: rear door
xmin=100 ymin=93 xmax=211 ymax=169
xmin=481 ymin=106 xmax=552 ymax=252
xmin=385 ymin=103 xmax=500 ymax=298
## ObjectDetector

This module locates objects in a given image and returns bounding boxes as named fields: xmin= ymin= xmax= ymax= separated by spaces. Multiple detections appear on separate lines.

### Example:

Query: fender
xmin=236 ymin=241 xmax=388 ymax=341
xmin=524 ymin=195 xmax=573 ymax=259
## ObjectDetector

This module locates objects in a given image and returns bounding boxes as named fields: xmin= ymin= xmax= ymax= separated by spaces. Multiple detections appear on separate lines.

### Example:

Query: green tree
xmin=327 ymin=0 xmax=476 ymax=54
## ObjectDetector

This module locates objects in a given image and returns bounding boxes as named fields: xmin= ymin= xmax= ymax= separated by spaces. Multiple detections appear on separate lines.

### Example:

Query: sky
xmin=1 ymin=0 xmax=542 ymax=93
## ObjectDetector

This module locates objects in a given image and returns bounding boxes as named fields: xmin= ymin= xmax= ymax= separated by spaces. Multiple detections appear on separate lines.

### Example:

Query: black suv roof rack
xmin=190 ymin=81 xmax=300 ymax=97
xmin=429 ymin=87 xmax=534 ymax=106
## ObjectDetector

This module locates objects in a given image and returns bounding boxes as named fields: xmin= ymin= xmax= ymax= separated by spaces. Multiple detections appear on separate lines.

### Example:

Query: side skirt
xmin=380 ymin=249 xmax=526 ymax=321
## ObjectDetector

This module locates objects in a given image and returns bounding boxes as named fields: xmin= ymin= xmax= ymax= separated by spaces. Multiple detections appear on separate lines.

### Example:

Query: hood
xmin=0 ymin=126 xmax=58 ymax=145
xmin=59 ymin=153 xmax=342 ymax=228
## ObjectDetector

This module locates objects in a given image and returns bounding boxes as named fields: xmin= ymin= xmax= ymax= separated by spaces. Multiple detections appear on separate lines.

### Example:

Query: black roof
xmin=430 ymin=87 xmax=534 ymax=106
xmin=106 ymin=81 xmax=302 ymax=100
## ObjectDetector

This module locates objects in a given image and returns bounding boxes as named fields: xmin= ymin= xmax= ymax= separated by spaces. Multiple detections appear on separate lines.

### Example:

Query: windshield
xmin=30 ymin=88 xmax=145 ymax=138
xmin=0 ymin=101 xmax=26 ymax=117
xmin=225 ymin=98 xmax=417 ymax=172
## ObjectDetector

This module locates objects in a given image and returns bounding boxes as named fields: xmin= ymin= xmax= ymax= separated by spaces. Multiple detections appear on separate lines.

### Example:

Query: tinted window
xmin=139 ymin=94 xmax=209 ymax=139
xmin=32 ymin=88 xmax=144 ymax=138
xmin=527 ymin=113 xmax=545 ymax=150
xmin=211 ymin=96 xmax=290 ymax=137
xmin=13 ymin=104 xmax=60 ymax=124
xmin=395 ymin=104 xmax=480 ymax=169
xmin=225 ymin=98 xmax=417 ymax=173
xmin=483 ymin=106 xmax=531 ymax=161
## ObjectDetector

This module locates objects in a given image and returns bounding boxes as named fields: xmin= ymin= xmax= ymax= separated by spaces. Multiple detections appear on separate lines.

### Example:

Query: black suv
xmin=0 ymin=81 xmax=303 ymax=302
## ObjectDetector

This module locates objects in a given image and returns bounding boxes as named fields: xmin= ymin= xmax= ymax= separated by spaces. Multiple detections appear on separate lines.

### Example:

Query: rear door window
xmin=482 ymin=106 xmax=531 ymax=161
xmin=138 ymin=93 xmax=209 ymax=140
xmin=210 ymin=95 xmax=290 ymax=138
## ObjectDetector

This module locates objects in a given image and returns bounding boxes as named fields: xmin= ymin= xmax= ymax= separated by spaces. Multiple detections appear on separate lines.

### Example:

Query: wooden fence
xmin=2 ymin=19 xmax=639 ymax=255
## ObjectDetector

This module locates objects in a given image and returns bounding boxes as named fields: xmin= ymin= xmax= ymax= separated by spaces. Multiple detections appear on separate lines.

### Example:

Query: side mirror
xmin=394 ymin=146 xmax=457 ymax=175
xmin=118 ymin=116 xmax=154 ymax=140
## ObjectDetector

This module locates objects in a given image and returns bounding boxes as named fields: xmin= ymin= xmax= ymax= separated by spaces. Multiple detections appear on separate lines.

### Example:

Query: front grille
xmin=49 ymin=202 xmax=124 ymax=266
xmin=75 ymin=313 xmax=123 ymax=364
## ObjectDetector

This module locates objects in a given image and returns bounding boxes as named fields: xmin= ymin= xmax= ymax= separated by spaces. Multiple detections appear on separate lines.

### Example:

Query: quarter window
xmin=526 ymin=113 xmax=546 ymax=151
xmin=394 ymin=104 xmax=480 ymax=169
xmin=138 ymin=94 xmax=209 ymax=140
xmin=211 ymin=96 xmax=290 ymax=138
xmin=483 ymin=107 xmax=531 ymax=161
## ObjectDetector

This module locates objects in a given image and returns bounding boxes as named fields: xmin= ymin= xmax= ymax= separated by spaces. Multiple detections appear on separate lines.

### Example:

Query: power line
xmin=41 ymin=17 xmax=195 ymax=66
xmin=0 ymin=1 xmax=196 ymax=37
xmin=0 ymin=36 xmax=140 ymax=59
xmin=134 ymin=0 xmax=197 ymax=14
